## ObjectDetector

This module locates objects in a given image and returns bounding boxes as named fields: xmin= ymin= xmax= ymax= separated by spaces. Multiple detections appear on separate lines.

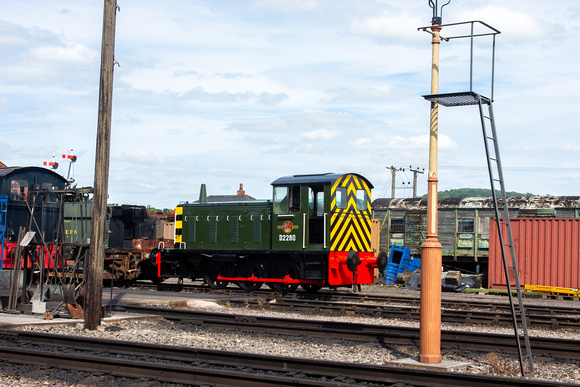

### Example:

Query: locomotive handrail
xmin=324 ymin=213 xmax=328 ymax=248
xmin=303 ymin=213 xmax=306 ymax=249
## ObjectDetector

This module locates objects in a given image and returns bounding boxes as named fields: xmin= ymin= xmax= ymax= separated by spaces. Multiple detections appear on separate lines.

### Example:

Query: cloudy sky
xmin=2 ymin=1 xmax=579 ymax=209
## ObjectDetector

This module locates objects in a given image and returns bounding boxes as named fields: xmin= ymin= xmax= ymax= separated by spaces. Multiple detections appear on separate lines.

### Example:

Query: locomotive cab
xmin=0 ymin=166 xmax=67 ymax=270
xmin=271 ymin=173 xmax=376 ymax=287
xmin=271 ymin=181 xmax=327 ymax=251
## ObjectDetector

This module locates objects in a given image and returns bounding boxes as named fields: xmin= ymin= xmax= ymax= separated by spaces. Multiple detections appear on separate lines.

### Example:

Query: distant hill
xmin=421 ymin=188 xmax=535 ymax=199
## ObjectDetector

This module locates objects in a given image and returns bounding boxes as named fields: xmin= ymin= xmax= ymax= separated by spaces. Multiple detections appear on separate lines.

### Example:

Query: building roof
xmin=205 ymin=194 xmax=256 ymax=203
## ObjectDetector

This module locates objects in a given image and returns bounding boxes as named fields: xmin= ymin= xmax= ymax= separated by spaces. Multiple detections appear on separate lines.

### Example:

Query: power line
xmin=408 ymin=165 xmax=580 ymax=173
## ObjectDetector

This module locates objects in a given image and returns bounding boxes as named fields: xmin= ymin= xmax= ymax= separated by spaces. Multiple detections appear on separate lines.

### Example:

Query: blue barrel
xmin=407 ymin=257 xmax=421 ymax=272
xmin=384 ymin=261 xmax=399 ymax=285
xmin=383 ymin=245 xmax=412 ymax=285
xmin=398 ymin=253 xmax=412 ymax=274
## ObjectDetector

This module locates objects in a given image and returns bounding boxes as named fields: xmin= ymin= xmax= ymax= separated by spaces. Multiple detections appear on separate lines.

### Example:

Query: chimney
xmin=237 ymin=183 xmax=245 ymax=196
xmin=199 ymin=183 xmax=207 ymax=203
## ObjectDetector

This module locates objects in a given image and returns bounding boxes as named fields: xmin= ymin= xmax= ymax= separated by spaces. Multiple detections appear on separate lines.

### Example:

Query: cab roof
xmin=0 ymin=166 xmax=67 ymax=184
xmin=271 ymin=173 xmax=373 ymax=188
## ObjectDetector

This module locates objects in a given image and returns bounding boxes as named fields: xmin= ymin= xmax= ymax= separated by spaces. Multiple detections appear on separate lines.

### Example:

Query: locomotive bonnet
xmin=155 ymin=173 xmax=379 ymax=292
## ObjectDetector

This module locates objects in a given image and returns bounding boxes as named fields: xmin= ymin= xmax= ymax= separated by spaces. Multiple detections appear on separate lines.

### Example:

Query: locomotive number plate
xmin=279 ymin=234 xmax=296 ymax=242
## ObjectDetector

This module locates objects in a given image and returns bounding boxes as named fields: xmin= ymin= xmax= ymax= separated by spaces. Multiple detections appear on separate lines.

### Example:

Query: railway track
xmin=0 ymin=329 xmax=574 ymax=387
xmin=125 ymin=283 xmax=580 ymax=330
xmin=114 ymin=304 xmax=580 ymax=361
xmin=229 ymin=298 xmax=580 ymax=330
xmin=129 ymin=281 xmax=580 ymax=319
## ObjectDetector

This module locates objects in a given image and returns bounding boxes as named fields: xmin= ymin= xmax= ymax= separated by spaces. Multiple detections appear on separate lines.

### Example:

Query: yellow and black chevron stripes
xmin=330 ymin=174 xmax=372 ymax=252
xmin=175 ymin=206 xmax=183 ymax=243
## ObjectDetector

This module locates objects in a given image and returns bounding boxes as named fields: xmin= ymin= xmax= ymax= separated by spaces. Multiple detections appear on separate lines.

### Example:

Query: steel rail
xmin=114 ymin=304 xmax=580 ymax=360
xmin=0 ymin=329 xmax=574 ymax=387
xmin=222 ymin=298 xmax=580 ymax=330
xmin=0 ymin=344 xmax=345 ymax=386
xmin=130 ymin=282 xmax=580 ymax=317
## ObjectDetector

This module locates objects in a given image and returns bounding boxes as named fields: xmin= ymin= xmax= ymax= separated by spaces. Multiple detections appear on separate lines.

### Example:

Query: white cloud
xmin=348 ymin=10 xmax=424 ymax=45
xmin=303 ymin=129 xmax=338 ymax=141
xmin=30 ymin=42 xmax=96 ymax=64
xmin=1 ymin=1 xmax=579 ymax=207
xmin=456 ymin=6 xmax=544 ymax=42
xmin=121 ymin=150 xmax=156 ymax=164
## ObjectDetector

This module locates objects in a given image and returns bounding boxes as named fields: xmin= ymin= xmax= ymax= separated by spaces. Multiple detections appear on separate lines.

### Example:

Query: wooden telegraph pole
xmin=409 ymin=166 xmax=425 ymax=198
xmin=85 ymin=0 xmax=117 ymax=330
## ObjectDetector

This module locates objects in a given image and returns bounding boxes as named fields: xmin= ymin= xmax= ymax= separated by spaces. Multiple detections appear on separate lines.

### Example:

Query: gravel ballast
xmin=0 ymin=285 xmax=579 ymax=386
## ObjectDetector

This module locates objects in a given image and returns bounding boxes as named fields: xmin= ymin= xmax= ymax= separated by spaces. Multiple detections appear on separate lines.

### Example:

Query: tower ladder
xmin=422 ymin=91 xmax=534 ymax=377
xmin=477 ymin=93 xmax=534 ymax=377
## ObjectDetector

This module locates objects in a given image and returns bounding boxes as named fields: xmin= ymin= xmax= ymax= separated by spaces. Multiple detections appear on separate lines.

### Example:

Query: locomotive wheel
xmin=301 ymin=284 xmax=323 ymax=293
xmin=236 ymin=259 xmax=264 ymax=291
xmin=204 ymin=261 xmax=230 ymax=289
xmin=271 ymin=259 xmax=299 ymax=293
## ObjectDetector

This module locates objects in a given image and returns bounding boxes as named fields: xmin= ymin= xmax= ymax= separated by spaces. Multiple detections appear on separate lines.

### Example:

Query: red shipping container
xmin=488 ymin=218 xmax=580 ymax=290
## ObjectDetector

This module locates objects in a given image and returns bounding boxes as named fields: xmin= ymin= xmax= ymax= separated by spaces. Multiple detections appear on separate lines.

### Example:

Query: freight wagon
xmin=63 ymin=201 xmax=174 ymax=282
xmin=371 ymin=196 xmax=580 ymax=276
xmin=489 ymin=217 xmax=580 ymax=290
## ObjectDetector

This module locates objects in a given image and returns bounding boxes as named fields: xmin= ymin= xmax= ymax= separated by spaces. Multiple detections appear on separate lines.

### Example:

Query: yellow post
xmin=419 ymin=22 xmax=443 ymax=364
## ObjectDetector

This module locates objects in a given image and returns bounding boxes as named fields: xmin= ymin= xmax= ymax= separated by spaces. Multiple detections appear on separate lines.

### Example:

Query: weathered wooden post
xmin=85 ymin=0 xmax=117 ymax=330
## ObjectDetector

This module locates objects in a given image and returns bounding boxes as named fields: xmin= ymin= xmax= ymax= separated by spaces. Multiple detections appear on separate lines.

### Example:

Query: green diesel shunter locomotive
xmin=154 ymin=173 xmax=379 ymax=292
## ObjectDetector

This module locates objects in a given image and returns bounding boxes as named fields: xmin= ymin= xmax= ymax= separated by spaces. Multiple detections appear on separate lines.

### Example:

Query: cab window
xmin=356 ymin=189 xmax=368 ymax=211
xmin=335 ymin=187 xmax=347 ymax=209
xmin=309 ymin=186 xmax=324 ymax=216
xmin=274 ymin=186 xmax=300 ymax=214
xmin=308 ymin=188 xmax=315 ymax=212
xmin=10 ymin=180 xmax=28 ymax=201
xmin=273 ymin=186 xmax=288 ymax=214
xmin=316 ymin=192 xmax=324 ymax=216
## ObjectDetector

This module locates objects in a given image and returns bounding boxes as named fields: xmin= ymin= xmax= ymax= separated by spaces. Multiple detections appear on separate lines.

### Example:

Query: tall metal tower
xmin=418 ymin=4 xmax=534 ymax=376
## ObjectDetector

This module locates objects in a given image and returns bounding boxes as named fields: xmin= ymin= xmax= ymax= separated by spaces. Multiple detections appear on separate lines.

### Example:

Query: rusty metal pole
xmin=85 ymin=0 xmax=117 ymax=330
xmin=419 ymin=21 xmax=443 ymax=364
